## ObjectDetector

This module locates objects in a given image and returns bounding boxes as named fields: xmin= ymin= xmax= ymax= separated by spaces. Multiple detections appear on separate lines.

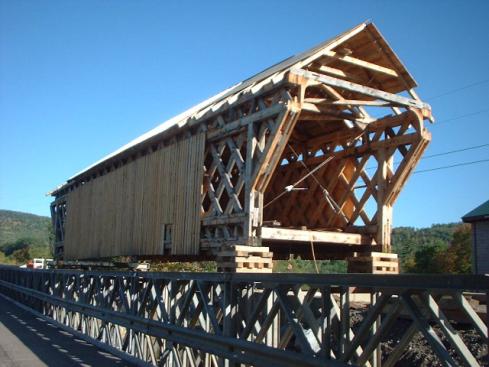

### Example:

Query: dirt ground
xmin=351 ymin=309 xmax=487 ymax=366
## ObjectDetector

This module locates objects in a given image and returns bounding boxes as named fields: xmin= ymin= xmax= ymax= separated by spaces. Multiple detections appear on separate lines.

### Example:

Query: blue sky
xmin=0 ymin=0 xmax=488 ymax=227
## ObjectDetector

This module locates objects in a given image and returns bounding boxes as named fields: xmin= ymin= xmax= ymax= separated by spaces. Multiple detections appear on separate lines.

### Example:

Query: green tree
xmin=1 ymin=238 xmax=33 ymax=256
xmin=403 ymin=224 xmax=472 ymax=274
xmin=437 ymin=224 xmax=472 ymax=274
xmin=392 ymin=223 xmax=460 ymax=272
xmin=12 ymin=246 xmax=30 ymax=264
xmin=0 ymin=251 xmax=14 ymax=265
xmin=47 ymin=221 xmax=55 ymax=257
xmin=408 ymin=244 xmax=444 ymax=273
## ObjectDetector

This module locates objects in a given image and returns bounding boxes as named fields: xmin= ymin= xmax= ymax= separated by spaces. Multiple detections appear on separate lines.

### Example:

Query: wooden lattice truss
xmin=199 ymin=23 xmax=432 ymax=258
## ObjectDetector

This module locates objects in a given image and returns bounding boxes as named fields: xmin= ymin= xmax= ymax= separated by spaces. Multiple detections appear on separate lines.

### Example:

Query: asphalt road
xmin=0 ymin=296 xmax=135 ymax=367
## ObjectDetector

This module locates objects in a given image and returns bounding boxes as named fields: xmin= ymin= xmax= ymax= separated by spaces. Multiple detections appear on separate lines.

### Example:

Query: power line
xmin=356 ymin=158 xmax=489 ymax=190
xmin=421 ymin=143 xmax=489 ymax=160
xmin=433 ymin=107 xmax=489 ymax=126
xmin=413 ymin=158 xmax=489 ymax=174
xmin=365 ymin=142 xmax=489 ymax=171
xmin=427 ymin=78 xmax=489 ymax=101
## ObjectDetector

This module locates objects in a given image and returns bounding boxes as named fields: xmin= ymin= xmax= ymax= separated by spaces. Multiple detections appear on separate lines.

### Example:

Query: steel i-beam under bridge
xmin=0 ymin=266 xmax=487 ymax=367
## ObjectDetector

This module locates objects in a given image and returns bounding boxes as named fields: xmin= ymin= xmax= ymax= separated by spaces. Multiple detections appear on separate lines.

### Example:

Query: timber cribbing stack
xmin=216 ymin=245 xmax=273 ymax=273
xmin=347 ymin=252 xmax=399 ymax=274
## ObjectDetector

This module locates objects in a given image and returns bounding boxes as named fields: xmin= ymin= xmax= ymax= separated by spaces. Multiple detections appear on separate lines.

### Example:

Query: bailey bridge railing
xmin=0 ymin=265 xmax=487 ymax=367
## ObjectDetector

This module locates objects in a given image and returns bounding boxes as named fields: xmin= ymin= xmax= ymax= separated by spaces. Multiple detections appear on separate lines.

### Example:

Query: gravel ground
xmin=383 ymin=321 xmax=486 ymax=366
xmin=350 ymin=309 xmax=487 ymax=366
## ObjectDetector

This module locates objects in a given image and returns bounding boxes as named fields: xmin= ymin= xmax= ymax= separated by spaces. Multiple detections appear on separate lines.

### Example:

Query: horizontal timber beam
xmin=315 ymin=65 xmax=365 ymax=84
xmin=207 ymin=103 xmax=287 ymax=141
xmin=261 ymin=227 xmax=373 ymax=245
xmin=304 ymin=98 xmax=394 ymax=107
xmin=322 ymin=51 xmax=399 ymax=77
xmin=289 ymin=69 xmax=431 ymax=110
xmin=324 ymin=100 xmax=394 ymax=107
xmin=301 ymin=103 xmax=362 ymax=121
xmin=286 ymin=132 xmax=421 ymax=168
xmin=300 ymin=126 xmax=363 ymax=148
xmin=202 ymin=213 xmax=247 ymax=226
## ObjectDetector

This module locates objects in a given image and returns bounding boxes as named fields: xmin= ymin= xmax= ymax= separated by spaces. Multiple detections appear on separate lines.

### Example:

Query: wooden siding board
xmin=63 ymin=133 xmax=205 ymax=260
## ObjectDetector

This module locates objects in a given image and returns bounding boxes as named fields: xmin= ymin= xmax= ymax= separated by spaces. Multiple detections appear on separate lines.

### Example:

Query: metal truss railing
xmin=0 ymin=266 xmax=487 ymax=367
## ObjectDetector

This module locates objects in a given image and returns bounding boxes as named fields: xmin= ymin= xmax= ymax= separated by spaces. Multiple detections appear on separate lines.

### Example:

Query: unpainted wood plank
xmin=322 ymin=50 xmax=399 ymax=77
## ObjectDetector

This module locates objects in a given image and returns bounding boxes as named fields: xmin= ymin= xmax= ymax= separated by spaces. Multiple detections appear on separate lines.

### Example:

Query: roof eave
xmin=463 ymin=215 xmax=489 ymax=223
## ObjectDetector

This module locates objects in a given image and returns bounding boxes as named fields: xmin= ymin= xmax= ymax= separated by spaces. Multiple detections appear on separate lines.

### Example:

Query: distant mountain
xmin=0 ymin=209 xmax=51 ymax=246
xmin=0 ymin=209 xmax=52 ymax=261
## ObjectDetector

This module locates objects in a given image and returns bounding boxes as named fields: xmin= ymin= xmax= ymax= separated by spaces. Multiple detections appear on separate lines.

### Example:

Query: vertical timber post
xmin=244 ymin=120 xmax=263 ymax=247
xmin=376 ymin=148 xmax=393 ymax=252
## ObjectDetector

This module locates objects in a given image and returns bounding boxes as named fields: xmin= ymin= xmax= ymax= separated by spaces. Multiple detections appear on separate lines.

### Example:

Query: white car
xmin=32 ymin=258 xmax=53 ymax=269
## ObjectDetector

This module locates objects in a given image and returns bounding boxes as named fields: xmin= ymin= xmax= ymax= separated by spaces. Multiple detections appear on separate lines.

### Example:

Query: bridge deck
xmin=0 ymin=296 xmax=134 ymax=367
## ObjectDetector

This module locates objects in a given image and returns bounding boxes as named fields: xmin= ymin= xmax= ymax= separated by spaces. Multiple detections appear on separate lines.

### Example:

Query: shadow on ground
xmin=0 ymin=296 xmax=135 ymax=367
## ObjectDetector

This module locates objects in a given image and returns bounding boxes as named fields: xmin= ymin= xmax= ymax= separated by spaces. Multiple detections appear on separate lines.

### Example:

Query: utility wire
xmin=427 ymin=79 xmax=489 ymax=101
xmin=265 ymin=80 xmax=489 ymax=199
xmin=413 ymin=158 xmax=489 ymax=174
xmin=433 ymin=107 xmax=489 ymax=126
xmin=365 ymin=142 xmax=489 ymax=171
xmin=265 ymin=144 xmax=350 ymax=223
xmin=263 ymin=154 xmax=333 ymax=209
xmin=422 ymin=143 xmax=489 ymax=159
xmin=354 ymin=157 xmax=489 ymax=190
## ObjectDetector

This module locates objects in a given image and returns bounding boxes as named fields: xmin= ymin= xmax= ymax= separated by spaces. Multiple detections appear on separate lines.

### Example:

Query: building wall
xmin=473 ymin=220 xmax=489 ymax=274
xmin=63 ymin=133 xmax=205 ymax=260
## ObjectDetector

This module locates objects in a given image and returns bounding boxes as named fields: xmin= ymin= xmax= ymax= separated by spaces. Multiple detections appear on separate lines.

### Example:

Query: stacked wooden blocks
xmin=347 ymin=252 xmax=399 ymax=274
xmin=217 ymin=245 xmax=273 ymax=273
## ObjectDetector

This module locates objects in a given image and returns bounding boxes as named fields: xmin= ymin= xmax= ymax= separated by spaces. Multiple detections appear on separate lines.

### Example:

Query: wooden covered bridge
xmin=49 ymin=22 xmax=432 ymax=270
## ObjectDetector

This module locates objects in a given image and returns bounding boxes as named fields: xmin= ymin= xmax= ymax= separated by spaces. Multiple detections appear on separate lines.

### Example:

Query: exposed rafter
xmin=322 ymin=50 xmax=399 ymax=77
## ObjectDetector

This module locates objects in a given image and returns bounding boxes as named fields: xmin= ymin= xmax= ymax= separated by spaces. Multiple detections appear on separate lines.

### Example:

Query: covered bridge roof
xmin=50 ymin=21 xmax=421 ymax=196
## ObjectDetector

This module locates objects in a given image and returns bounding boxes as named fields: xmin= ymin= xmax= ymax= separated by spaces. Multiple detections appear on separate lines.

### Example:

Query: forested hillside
xmin=0 ymin=210 xmax=52 ymax=263
xmin=392 ymin=223 xmax=471 ymax=273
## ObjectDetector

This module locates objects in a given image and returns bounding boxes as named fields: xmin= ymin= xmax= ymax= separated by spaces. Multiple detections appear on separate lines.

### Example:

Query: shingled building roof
xmin=463 ymin=199 xmax=489 ymax=222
